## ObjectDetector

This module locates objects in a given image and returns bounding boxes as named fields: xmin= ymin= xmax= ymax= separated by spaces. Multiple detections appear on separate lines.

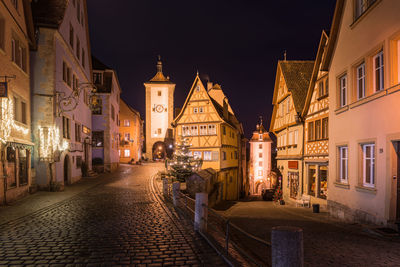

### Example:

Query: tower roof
xmin=147 ymin=56 xmax=174 ymax=84
xmin=250 ymin=117 xmax=272 ymax=142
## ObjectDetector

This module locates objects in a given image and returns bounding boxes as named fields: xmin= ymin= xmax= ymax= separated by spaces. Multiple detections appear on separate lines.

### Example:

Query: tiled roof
xmin=92 ymin=56 xmax=111 ymax=70
xmin=279 ymin=60 xmax=314 ymax=112
xmin=32 ymin=0 xmax=68 ymax=28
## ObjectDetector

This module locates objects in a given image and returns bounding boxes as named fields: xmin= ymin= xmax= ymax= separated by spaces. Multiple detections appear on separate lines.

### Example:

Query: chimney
xmin=207 ymin=82 xmax=213 ymax=91
xmin=223 ymin=97 xmax=229 ymax=120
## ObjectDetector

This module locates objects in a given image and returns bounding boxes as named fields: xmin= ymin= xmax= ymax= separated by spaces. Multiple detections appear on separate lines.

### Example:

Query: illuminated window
xmin=339 ymin=146 xmax=348 ymax=183
xmin=199 ymin=107 xmax=204 ymax=113
xmin=259 ymin=144 xmax=262 ymax=149
xmin=259 ymin=161 xmax=262 ymax=166
xmin=124 ymin=133 xmax=130 ymax=141
xmin=124 ymin=149 xmax=130 ymax=157
xmin=193 ymin=151 xmax=201 ymax=159
xmin=315 ymin=120 xmax=321 ymax=140
xmin=204 ymin=151 xmax=212 ymax=161
xmin=193 ymin=107 xmax=198 ymax=113
xmin=199 ymin=125 xmax=207 ymax=135
xmin=308 ymin=121 xmax=314 ymax=141
xmin=258 ymin=170 xmax=263 ymax=176
xmin=362 ymin=143 xmax=375 ymax=187
xmin=259 ymin=153 xmax=262 ymax=158
xmin=182 ymin=126 xmax=190 ymax=136
xmin=339 ymin=74 xmax=347 ymax=107
xmin=208 ymin=124 xmax=216 ymax=135
xmin=63 ymin=116 xmax=70 ymax=139
xmin=322 ymin=118 xmax=328 ymax=139
xmin=190 ymin=125 xmax=198 ymax=136
xmin=373 ymin=51 xmax=384 ymax=91
xmin=357 ymin=63 xmax=365 ymax=99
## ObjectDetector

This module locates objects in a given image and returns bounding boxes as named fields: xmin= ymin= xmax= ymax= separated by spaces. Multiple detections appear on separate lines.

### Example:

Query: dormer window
xmin=355 ymin=0 xmax=377 ymax=20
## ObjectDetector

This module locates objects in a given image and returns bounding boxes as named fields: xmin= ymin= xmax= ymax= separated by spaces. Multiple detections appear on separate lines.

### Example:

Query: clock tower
xmin=144 ymin=57 xmax=175 ymax=160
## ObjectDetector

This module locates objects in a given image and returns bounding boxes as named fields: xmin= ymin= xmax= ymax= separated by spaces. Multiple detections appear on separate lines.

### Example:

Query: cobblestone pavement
xmin=216 ymin=200 xmax=400 ymax=267
xmin=0 ymin=163 xmax=226 ymax=266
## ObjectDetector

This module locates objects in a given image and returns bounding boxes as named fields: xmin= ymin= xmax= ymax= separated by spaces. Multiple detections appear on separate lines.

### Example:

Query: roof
xmin=32 ymin=0 xmax=68 ymax=28
xmin=121 ymin=99 xmax=142 ymax=120
xmin=279 ymin=60 xmax=315 ymax=112
xmin=146 ymin=58 xmax=174 ymax=84
xmin=190 ymin=168 xmax=217 ymax=181
xmin=250 ymin=122 xmax=272 ymax=142
xmin=92 ymin=56 xmax=112 ymax=70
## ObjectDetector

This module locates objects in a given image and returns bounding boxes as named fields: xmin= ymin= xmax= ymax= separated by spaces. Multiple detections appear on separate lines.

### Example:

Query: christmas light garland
xmin=38 ymin=126 xmax=69 ymax=160
xmin=0 ymin=98 xmax=29 ymax=144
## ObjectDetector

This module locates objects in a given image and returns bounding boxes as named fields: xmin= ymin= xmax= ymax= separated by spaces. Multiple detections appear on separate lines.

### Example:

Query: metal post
xmin=162 ymin=178 xmax=168 ymax=196
xmin=172 ymin=182 xmax=180 ymax=207
xmin=271 ymin=226 xmax=303 ymax=267
xmin=194 ymin=192 xmax=208 ymax=232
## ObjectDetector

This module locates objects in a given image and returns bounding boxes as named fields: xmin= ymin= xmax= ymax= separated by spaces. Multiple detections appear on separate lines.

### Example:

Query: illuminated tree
xmin=165 ymin=137 xmax=202 ymax=182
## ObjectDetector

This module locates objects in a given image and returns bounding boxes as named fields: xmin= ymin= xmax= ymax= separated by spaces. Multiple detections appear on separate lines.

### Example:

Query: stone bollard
xmin=162 ymin=178 xmax=169 ymax=196
xmin=271 ymin=226 xmax=303 ymax=267
xmin=194 ymin=192 xmax=208 ymax=232
xmin=172 ymin=182 xmax=180 ymax=207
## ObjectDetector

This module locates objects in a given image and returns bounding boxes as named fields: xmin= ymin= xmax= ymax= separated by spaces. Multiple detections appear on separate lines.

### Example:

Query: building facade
xmin=270 ymin=60 xmax=314 ymax=202
xmin=249 ymin=121 xmax=273 ymax=194
xmin=31 ymin=0 xmax=93 ymax=189
xmin=0 ymin=0 xmax=35 ymax=204
xmin=144 ymin=57 xmax=175 ymax=160
xmin=119 ymin=100 xmax=143 ymax=164
xmin=172 ymin=75 xmax=245 ymax=200
xmin=91 ymin=56 xmax=120 ymax=172
xmin=302 ymin=31 xmax=330 ymax=207
xmin=323 ymin=0 xmax=400 ymax=226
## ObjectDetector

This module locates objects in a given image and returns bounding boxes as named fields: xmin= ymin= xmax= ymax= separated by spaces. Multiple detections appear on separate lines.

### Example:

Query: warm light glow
xmin=38 ymin=125 xmax=69 ymax=160
xmin=0 ymin=98 xmax=29 ymax=144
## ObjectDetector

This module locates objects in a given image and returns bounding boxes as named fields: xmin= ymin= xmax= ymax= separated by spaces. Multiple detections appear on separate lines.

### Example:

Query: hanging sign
xmin=0 ymin=82 xmax=7 ymax=97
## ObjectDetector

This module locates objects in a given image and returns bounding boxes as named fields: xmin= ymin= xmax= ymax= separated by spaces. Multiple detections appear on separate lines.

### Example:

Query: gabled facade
xmin=172 ymin=75 xmax=244 ymax=200
xmin=0 ymin=0 xmax=35 ymax=204
xmin=31 ymin=0 xmax=93 ymax=189
xmin=119 ymin=100 xmax=143 ymax=164
xmin=249 ymin=121 xmax=273 ymax=194
xmin=144 ymin=57 xmax=175 ymax=160
xmin=91 ymin=56 xmax=120 ymax=172
xmin=302 ymin=31 xmax=330 ymax=207
xmin=322 ymin=0 xmax=400 ymax=226
xmin=270 ymin=60 xmax=314 ymax=202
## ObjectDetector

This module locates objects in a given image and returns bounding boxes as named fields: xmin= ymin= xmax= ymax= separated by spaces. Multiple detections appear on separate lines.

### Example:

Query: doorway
xmin=289 ymin=172 xmax=299 ymax=199
xmin=64 ymin=155 xmax=69 ymax=185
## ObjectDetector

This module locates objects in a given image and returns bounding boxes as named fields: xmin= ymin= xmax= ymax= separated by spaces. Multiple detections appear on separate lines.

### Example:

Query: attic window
xmin=158 ymin=91 xmax=161 ymax=96
xmin=196 ymin=85 xmax=200 ymax=91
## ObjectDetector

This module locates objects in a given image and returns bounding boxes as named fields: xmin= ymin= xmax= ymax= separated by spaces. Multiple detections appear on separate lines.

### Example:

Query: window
xmin=190 ymin=125 xmax=198 ymax=136
xmin=69 ymin=24 xmax=74 ymax=47
xmin=158 ymin=91 xmax=161 ymax=96
xmin=222 ymin=151 xmax=226 ymax=160
xmin=286 ymin=98 xmax=290 ymax=114
xmin=308 ymin=121 xmax=314 ymax=141
xmin=259 ymin=153 xmax=262 ymax=158
xmin=0 ymin=17 xmax=5 ymax=50
xmin=193 ymin=107 xmax=198 ymax=113
xmin=204 ymin=151 xmax=212 ymax=161
xmin=111 ymin=105 xmax=115 ymax=121
xmin=259 ymin=144 xmax=262 ymax=149
xmin=294 ymin=130 xmax=298 ymax=145
xmin=199 ymin=125 xmax=207 ymax=135
xmin=280 ymin=102 xmax=284 ymax=117
xmin=124 ymin=149 xmax=130 ymax=157
xmin=288 ymin=131 xmax=294 ymax=145
xmin=11 ymin=0 xmax=18 ymax=10
xmin=357 ymin=63 xmax=365 ymax=99
xmin=222 ymin=125 xmax=226 ymax=135
xmin=339 ymin=74 xmax=347 ymax=107
xmin=199 ymin=107 xmax=204 ymax=113
xmin=93 ymin=72 xmax=102 ymax=84
xmin=62 ymin=116 xmax=70 ymax=139
xmin=362 ymin=143 xmax=375 ymax=187
xmin=75 ymin=123 xmax=81 ymax=142
xmin=319 ymin=166 xmax=328 ymax=199
xmin=318 ymin=81 xmax=325 ymax=97
xmin=193 ymin=151 xmax=202 ymax=159
xmin=258 ymin=170 xmax=263 ymax=176
xmin=208 ymin=124 xmax=216 ymax=135
xmin=373 ymin=51 xmax=384 ymax=91
xmin=355 ymin=0 xmax=377 ymax=19
xmin=234 ymin=151 xmax=238 ymax=159
xmin=92 ymin=131 xmax=104 ymax=147
xmin=77 ymin=0 xmax=81 ymax=21
xmin=76 ymin=156 xmax=82 ymax=168
xmin=182 ymin=126 xmax=190 ymax=136
xmin=322 ymin=118 xmax=328 ymax=139
xmin=11 ymin=37 xmax=26 ymax=71
xmin=92 ymin=98 xmax=102 ymax=115
xmin=157 ymin=128 xmax=162 ymax=135
xmin=196 ymin=85 xmax=200 ymax=91
xmin=315 ymin=120 xmax=321 ymax=140
xmin=308 ymin=165 xmax=316 ymax=196
xmin=82 ymin=49 xmax=85 ymax=67
xmin=124 ymin=119 xmax=130 ymax=127
xmin=259 ymin=161 xmax=262 ymax=166
xmin=76 ymin=37 xmax=80 ymax=59
xmin=11 ymin=38 xmax=16 ymax=62
xmin=124 ymin=133 xmax=130 ymax=141
xmin=259 ymin=134 xmax=262 ymax=141
xmin=339 ymin=146 xmax=348 ymax=183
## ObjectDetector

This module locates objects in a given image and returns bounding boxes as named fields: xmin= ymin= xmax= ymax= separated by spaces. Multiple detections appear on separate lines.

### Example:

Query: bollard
xmin=172 ymin=182 xmax=180 ymax=207
xmin=162 ymin=178 xmax=168 ymax=196
xmin=271 ymin=226 xmax=303 ymax=267
xmin=194 ymin=192 xmax=208 ymax=232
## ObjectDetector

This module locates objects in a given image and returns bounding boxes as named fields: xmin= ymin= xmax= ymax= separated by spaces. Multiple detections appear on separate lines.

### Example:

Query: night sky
xmin=87 ymin=0 xmax=336 ymax=138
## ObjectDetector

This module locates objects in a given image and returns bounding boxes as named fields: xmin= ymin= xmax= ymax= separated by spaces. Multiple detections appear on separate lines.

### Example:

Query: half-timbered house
xmin=172 ymin=74 xmax=244 ymax=200
xmin=270 ymin=60 xmax=314 ymax=202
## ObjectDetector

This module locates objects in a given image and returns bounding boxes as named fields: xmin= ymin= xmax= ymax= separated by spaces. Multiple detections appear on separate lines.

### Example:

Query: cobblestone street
xmin=0 ymin=163 xmax=226 ymax=266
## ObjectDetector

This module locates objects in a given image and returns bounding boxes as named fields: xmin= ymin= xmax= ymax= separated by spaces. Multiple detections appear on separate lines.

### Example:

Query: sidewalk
xmin=214 ymin=199 xmax=400 ymax=266
xmin=0 ymin=168 xmax=125 ymax=226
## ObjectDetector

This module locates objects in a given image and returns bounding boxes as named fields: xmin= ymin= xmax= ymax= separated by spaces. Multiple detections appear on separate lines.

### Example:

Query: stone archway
xmin=255 ymin=180 xmax=267 ymax=195
xmin=152 ymin=142 xmax=167 ymax=160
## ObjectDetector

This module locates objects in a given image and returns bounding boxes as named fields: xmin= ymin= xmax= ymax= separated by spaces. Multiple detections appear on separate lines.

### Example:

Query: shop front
xmin=305 ymin=162 xmax=328 ymax=206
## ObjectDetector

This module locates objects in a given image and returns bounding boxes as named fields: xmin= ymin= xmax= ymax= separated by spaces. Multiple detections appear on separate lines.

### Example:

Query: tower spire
xmin=284 ymin=50 xmax=287 ymax=61
xmin=157 ymin=55 xmax=162 ymax=73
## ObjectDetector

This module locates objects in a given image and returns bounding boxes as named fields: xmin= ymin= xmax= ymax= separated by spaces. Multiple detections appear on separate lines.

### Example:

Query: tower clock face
xmin=155 ymin=104 xmax=164 ymax=113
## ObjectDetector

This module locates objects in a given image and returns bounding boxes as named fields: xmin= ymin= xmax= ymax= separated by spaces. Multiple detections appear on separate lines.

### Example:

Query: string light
xmin=38 ymin=125 xmax=69 ymax=160
xmin=0 ymin=98 xmax=29 ymax=144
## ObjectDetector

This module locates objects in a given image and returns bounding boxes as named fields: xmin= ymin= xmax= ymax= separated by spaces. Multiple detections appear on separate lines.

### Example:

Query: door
xmin=396 ymin=143 xmax=400 ymax=221
xmin=64 ymin=155 xmax=69 ymax=184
